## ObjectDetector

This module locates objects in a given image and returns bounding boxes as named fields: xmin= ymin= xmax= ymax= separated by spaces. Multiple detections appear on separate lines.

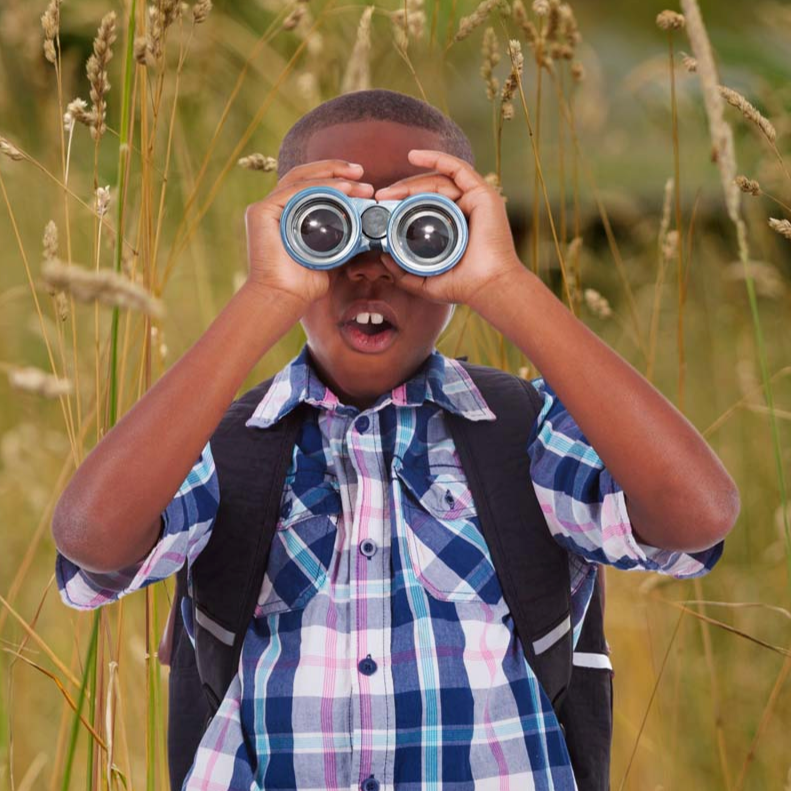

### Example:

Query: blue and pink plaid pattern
xmin=56 ymin=344 xmax=723 ymax=790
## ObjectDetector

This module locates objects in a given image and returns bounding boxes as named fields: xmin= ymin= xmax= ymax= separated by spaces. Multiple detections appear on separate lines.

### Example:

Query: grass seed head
xmin=656 ymin=10 xmax=686 ymax=30
xmin=41 ymin=259 xmax=166 ymax=319
xmin=87 ymin=12 xmax=118 ymax=142
xmin=679 ymin=51 xmax=697 ymax=72
xmin=193 ymin=0 xmax=213 ymax=25
xmin=40 ymin=0 xmax=61 ymax=64
xmin=480 ymin=27 xmax=501 ymax=101
xmin=8 ymin=366 xmax=73 ymax=399
xmin=455 ymin=0 xmax=510 ymax=43
xmin=584 ymin=288 xmax=612 ymax=319
xmin=0 ymin=136 xmax=25 ymax=161
xmin=342 ymin=5 xmax=375 ymax=93
xmin=718 ymin=85 xmax=777 ymax=144
xmin=768 ymin=218 xmax=791 ymax=240
xmin=735 ymin=176 xmax=761 ymax=196
xmin=238 ymin=154 xmax=278 ymax=171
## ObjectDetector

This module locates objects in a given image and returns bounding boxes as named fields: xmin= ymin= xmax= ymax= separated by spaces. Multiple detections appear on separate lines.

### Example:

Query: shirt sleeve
xmin=526 ymin=377 xmax=724 ymax=578
xmin=55 ymin=440 xmax=220 ymax=610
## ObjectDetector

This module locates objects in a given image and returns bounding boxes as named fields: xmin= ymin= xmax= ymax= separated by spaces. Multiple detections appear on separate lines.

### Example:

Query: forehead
xmin=302 ymin=119 xmax=444 ymax=190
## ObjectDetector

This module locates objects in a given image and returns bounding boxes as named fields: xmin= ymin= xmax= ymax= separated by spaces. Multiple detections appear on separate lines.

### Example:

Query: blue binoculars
xmin=279 ymin=186 xmax=468 ymax=276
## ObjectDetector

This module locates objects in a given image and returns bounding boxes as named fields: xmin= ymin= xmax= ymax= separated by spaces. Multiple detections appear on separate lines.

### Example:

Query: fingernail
xmin=348 ymin=162 xmax=364 ymax=170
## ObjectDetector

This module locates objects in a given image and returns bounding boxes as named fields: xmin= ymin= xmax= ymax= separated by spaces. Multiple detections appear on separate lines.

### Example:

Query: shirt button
xmin=444 ymin=490 xmax=455 ymax=508
xmin=359 ymin=539 xmax=377 ymax=558
xmin=280 ymin=499 xmax=292 ymax=518
xmin=358 ymin=654 xmax=377 ymax=676
xmin=361 ymin=775 xmax=380 ymax=791
xmin=355 ymin=415 xmax=370 ymax=433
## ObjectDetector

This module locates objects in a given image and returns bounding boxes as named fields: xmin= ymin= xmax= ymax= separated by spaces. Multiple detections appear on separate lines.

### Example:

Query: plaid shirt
xmin=56 ymin=343 xmax=724 ymax=791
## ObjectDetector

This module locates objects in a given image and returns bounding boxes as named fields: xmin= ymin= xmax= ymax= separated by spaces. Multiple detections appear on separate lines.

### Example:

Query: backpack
xmin=163 ymin=359 xmax=613 ymax=790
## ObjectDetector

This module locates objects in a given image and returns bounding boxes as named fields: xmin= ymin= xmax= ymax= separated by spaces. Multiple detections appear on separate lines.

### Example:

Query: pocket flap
xmin=395 ymin=461 xmax=477 ymax=520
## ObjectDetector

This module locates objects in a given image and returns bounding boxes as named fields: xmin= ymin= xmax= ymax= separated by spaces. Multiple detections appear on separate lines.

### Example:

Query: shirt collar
xmin=245 ymin=342 xmax=496 ymax=429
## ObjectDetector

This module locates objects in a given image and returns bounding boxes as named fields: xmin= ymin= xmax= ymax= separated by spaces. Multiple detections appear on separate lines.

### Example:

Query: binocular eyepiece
xmin=279 ymin=186 xmax=468 ymax=276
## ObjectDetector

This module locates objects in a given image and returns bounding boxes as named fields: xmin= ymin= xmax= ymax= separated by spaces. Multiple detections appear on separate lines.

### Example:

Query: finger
xmin=375 ymin=174 xmax=463 ymax=202
xmin=277 ymin=159 xmax=365 ymax=188
xmin=406 ymin=149 xmax=487 ymax=194
xmin=276 ymin=176 xmax=374 ymax=203
xmin=254 ymin=178 xmax=374 ymax=217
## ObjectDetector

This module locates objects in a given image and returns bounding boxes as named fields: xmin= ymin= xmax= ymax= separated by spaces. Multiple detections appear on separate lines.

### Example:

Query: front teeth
xmin=354 ymin=312 xmax=384 ymax=324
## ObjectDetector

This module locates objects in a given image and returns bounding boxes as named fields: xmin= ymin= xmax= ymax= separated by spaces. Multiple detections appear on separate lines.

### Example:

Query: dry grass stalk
xmin=680 ymin=0 xmax=740 ymax=226
xmin=41 ymin=259 xmax=166 ymax=319
xmin=454 ymin=0 xmax=510 ymax=43
xmin=0 ymin=136 xmax=25 ymax=161
xmin=8 ymin=366 xmax=73 ymax=398
xmin=570 ymin=61 xmax=585 ymax=82
xmin=656 ymin=10 xmax=685 ymax=30
xmin=40 ymin=0 xmax=61 ymax=65
xmin=584 ymin=288 xmax=612 ymax=318
xmin=237 ymin=154 xmax=278 ymax=172
xmin=736 ymin=176 xmax=761 ymax=196
xmin=392 ymin=0 xmax=426 ymax=51
xmin=341 ymin=5 xmax=375 ymax=93
xmin=718 ymin=85 xmax=777 ymax=145
xmin=768 ymin=218 xmax=791 ymax=240
xmin=480 ymin=27 xmax=501 ymax=101
xmin=87 ymin=12 xmax=118 ymax=142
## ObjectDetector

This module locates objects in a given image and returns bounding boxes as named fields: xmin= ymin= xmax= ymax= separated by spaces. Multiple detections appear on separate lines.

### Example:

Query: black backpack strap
xmin=558 ymin=570 xmax=613 ymax=791
xmin=445 ymin=361 xmax=573 ymax=709
xmin=189 ymin=383 xmax=307 ymax=715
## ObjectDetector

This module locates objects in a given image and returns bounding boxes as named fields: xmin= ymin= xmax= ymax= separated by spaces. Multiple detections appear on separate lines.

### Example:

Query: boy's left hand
xmin=375 ymin=149 xmax=523 ymax=310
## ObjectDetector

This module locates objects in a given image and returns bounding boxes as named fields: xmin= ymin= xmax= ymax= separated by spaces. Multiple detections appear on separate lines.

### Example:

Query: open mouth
xmin=340 ymin=312 xmax=399 ymax=353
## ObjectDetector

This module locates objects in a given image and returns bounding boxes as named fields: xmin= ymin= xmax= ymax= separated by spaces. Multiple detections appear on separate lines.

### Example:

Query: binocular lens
xmin=399 ymin=209 xmax=454 ymax=261
xmin=297 ymin=202 xmax=349 ymax=255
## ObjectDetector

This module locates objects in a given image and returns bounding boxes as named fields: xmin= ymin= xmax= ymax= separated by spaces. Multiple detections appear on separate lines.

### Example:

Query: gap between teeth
xmin=355 ymin=312 xmax=384 ymax=325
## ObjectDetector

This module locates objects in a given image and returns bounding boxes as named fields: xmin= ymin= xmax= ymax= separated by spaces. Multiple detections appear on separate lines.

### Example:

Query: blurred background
xmin=0 ymin=0 xmax=790 ymax=788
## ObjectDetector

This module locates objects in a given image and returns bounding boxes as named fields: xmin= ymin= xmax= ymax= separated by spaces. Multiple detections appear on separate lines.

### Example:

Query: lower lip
xmin=339 ymin=322 xmax=399 ymax=353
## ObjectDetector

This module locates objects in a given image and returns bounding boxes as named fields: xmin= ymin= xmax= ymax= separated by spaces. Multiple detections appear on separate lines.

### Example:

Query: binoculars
xmin=279 ymin=186 xmax=468 ymax=276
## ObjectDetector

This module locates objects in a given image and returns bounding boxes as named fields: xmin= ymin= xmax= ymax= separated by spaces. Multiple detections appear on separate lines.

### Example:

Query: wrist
xmin=469 ymin=260 xmax=534 ymax=318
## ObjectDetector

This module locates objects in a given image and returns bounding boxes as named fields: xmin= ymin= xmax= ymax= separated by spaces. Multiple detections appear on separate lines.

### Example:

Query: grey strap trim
xmin=532 ymin=614 xmax=571 ymax=656
xmin=572 ymin=651 xmax=613 ymax=671
xmin=195 ymin=606 xmax=235 ymax=646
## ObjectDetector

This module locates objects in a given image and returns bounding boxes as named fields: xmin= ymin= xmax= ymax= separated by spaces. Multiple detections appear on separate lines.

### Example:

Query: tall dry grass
xmin=0 ymin=1 xmax=789 ymax=789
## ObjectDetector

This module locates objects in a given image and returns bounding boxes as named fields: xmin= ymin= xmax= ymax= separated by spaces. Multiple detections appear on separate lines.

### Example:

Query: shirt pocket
xmin=394 ymin=459 xmax=503 ymax=605
xmin=255 ymin=476 xmax=341 ymax=617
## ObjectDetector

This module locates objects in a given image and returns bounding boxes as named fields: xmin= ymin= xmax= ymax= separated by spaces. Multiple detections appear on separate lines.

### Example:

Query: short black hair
xmin=277 ymin=88 xmax=475 ymax=179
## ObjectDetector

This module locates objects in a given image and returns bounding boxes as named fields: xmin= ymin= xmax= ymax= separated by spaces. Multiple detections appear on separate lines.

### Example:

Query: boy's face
xmin=298 ymin=119 xmax=456 ymax=411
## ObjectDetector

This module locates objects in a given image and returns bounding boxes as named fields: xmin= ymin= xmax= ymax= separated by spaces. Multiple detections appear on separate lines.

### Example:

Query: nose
xmin=342 ymin=254 xmax=395 ymax=283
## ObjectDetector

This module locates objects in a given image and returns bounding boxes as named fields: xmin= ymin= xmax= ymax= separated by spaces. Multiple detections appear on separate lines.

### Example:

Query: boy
xmin=53 ymin=89 xmax=738 ymax=790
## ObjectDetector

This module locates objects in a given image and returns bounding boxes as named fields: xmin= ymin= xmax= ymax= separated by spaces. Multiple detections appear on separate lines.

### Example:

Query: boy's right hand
xmin=243 ymin=159 xmax=375 ymax=312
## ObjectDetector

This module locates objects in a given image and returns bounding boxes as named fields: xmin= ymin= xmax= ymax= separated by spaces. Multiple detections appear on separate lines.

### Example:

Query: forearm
xmin=52 ymin=281 xmax=304 ymax=572
xmin=471 ymin=265 xmax=740 ymax=552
